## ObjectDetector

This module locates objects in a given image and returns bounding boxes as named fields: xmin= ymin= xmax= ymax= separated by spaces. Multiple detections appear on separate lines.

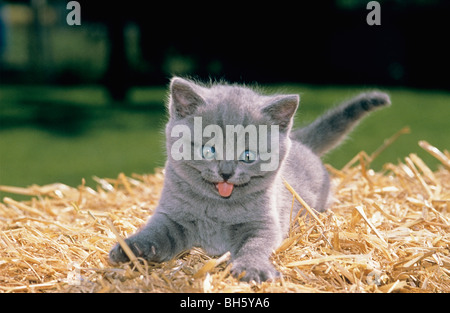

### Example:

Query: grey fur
xmin=291 ymin=92 xmax=391 ymax=155
xmin=109 ymin=78 xmax=390 ymax=283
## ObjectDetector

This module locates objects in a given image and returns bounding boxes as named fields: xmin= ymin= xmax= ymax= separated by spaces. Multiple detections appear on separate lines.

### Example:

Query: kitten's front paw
xmin=108 ymin=238 xmax=158 ymax=265
xmin=231 ymin=261 xmax=280 ymax=283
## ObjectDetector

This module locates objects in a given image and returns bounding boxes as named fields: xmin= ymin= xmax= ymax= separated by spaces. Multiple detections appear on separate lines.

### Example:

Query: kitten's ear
xmin=169 ymin=77 xmax=206 ymax=118
xmin=262 ymin=95 xmax=299 ymax=131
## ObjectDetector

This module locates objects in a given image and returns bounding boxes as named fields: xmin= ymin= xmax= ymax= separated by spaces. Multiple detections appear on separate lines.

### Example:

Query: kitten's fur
xmin=109 ymin=77 xmax=390 ymax=282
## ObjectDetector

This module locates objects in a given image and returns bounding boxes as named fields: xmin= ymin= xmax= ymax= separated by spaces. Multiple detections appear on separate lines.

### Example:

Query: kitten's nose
xmin=220 ymin=173 xmax=232 ymax=181
xmin=218 ymin=161 xmax=234 ymax=181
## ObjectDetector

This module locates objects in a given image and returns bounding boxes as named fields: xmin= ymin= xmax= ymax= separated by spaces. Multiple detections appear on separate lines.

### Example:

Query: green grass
xmin=0 ymin=84 xmax=449 ymax=200
xmin=0 ymin=86 xmax=168 ymax=190
xmin=286 ymin=85 xmax=450 ymax=170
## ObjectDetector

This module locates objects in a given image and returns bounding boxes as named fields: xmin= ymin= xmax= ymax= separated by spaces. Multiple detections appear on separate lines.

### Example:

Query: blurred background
xmin=0 ymin=0 xmax=449 ymax=194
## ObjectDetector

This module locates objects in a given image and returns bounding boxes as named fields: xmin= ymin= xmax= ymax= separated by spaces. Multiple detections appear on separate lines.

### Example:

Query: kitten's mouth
xmin=215 ymin=182 xmax=234 ymax=198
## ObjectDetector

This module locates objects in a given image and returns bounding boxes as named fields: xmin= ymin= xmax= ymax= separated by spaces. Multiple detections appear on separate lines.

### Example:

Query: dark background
xmin=1 ymin=0 xmax=449 ymax=98
xmin=0 ymin=0 xmax=449 ymax=191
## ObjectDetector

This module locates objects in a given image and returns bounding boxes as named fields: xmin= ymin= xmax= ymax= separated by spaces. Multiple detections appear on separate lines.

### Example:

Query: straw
xmin=0 ymin=137 xmax=449 ymax=293
xmin=282 ymin=178 xmax=325 ymax=228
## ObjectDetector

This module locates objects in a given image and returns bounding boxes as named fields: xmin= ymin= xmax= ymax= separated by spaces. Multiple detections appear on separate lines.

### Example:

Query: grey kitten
xmin=109 ymin=77 xmax=390 ymax=283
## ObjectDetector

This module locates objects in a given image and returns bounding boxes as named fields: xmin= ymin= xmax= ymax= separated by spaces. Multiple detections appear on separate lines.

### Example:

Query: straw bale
xmin=0 ymin=138 xmax=449 ymax=293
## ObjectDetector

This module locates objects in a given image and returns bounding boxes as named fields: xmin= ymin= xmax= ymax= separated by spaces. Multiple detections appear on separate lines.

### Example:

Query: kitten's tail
xmin=291 ymin=92 xmax=391 ymax=156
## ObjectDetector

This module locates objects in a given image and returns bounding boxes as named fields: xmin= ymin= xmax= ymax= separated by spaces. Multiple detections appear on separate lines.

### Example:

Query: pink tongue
xmin=216 ymin=182 xmax=234 ymax=197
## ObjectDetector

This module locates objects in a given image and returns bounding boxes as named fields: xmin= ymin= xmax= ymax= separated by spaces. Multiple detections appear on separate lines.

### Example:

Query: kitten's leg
xmin=229 ymin=222 xmax=280 ymax=283
xmin=292 ymin=92 xmax=391 ymax=156
xmin=109 ymin=212 xmax=191 ymax=264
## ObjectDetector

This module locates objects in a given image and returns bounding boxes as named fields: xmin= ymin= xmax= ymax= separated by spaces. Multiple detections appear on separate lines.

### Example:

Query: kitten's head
xmin=165 ymin=77 xmax=299 ymax=201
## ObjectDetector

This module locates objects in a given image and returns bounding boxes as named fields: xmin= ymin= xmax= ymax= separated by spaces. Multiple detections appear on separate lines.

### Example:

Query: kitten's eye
xmin=201 ymin=145 xmax=216 ymax=160
xmin=239 ymin=150 xmax=257 ymax=163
